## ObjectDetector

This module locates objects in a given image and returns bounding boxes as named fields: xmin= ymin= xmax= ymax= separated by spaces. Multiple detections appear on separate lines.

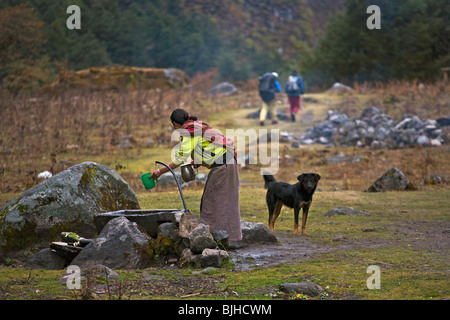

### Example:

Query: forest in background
xmin=0 ymin=0 xmax=448 ymax=93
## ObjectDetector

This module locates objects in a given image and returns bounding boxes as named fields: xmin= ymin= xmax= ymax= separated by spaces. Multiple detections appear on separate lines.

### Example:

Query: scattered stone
xmin=111 ymin=135 xmax=134 ymax=149
xmin=211 ymin=230 xmax=229 ymax=249
xmin=324 ymin=153 xmax=364 ymax=164
xmin=324 ymin=207 xmax=371 ymax=217
xmin=180 ymin=248 xmax=200 ymax=266
xmin=178 ymin=211 xmax=208 ymax=240
xmin=420 ymin=174 xmax=449 ymax=185
xmin=191 ymin=267 xmax=216 ymax=274
xmin=94 ymin=209 xmax=178 ymax=238
xmin=279 ymin=282 xmax=325 ymax=297
xmin=332 ymin=235 xmax=346 ymax=242
xmin=301 ymin=108 xmax=445 ymax=149
xmin=233 ymin=221 xmax=277 ymax=248
xmin=25 ymin=248 xmax=67 ymax=270
xmin=209 ymin=82 xmax=237 ymax=96
xmin=199 ymin=248 xmax=229 ymax=268
xmin=145 ymin=139 xmax=154 ymax=148
xmin=158 ymin=222 xmax=179 ymax=242
xmin=326 ymin=82 xmax=353 ymax=93
xmin=82 ymin=264 xmax=119 ymax=281
xmin=365 ymin=167 xmax=417 ymax=192
xmin=189 ymin=224 xmax=217 ymax=254
xmin=71 ymin=217 xmax=152 ymax=269
xmin=436 ymin=116 xmax=450 ymax=127
xmin=157 ymin=171 xmax=185 ymax=187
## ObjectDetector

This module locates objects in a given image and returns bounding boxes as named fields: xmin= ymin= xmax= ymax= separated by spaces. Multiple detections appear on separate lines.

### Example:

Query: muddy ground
xmin=230 ymin=220 xmax=450 ymax=271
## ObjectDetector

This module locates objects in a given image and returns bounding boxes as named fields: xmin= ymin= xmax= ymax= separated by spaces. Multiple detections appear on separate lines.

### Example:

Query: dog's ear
xmin=314 ymin=173 xmax=321 ymax=181
xmin=297 ymin=174 xmax=305 ymax=182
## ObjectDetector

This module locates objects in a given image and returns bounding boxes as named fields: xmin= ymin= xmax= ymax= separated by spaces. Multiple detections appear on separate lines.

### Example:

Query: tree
xmin=304 ymin=0 xmax=450 ymax=86
xmin=0 ymin=3 xmax=52 ymax=92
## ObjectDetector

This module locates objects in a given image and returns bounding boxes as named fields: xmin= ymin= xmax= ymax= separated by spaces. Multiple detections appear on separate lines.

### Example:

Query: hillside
xmin=1 ymin=0 xmax=447 ymax=93
xmin=0 ymin=0 xmax=345 ymax=93
xmin=181 ymin=0 xmax=346 ymax=59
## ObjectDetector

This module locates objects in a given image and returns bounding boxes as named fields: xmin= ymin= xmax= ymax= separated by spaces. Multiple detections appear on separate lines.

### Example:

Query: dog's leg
xmin=294 ymin=201 xmax=306 ymax=235
xmin=301 ymin=201 xmax=312 ymax=235
xmin=269 ymin=200 xmax=283 ymax=232
xmin=271 ymin=200 xmax=283 ymax=232
xmin=294 ymin=207 xmax=300 ymax=234
xmin=267 ymin=192 xmax=276 ymax=232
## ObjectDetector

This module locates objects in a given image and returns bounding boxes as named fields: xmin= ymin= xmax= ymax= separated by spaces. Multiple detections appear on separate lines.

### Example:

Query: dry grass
xmin=349 ymin=79 xmax=449 ymax=120
xmin=0 ymin=86 xmax=238 ymax=192
xmin=0 ymin=79 xmax=448 ymax=193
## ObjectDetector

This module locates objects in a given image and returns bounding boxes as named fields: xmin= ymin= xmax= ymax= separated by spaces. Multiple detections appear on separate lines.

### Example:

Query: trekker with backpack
xmin=150 ymin=109 xmax=242 ymax=243
xmin=285 ymin=70 xmax=305 ymax=122
xmin=258 ymin=72 xmax=281 ymax=126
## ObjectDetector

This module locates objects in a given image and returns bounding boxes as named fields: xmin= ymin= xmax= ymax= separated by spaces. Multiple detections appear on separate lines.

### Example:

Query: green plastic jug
xmin=140 ymin=172 xmax=156 ymax=189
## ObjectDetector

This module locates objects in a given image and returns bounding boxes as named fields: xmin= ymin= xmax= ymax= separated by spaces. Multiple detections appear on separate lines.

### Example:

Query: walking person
xmin=284 ymin=70 xmax=305 ymax=122
xmin=149 ymin=109 xmax=242 ymax=242
xmin=258 ymin=72 xmax=281 ymax=126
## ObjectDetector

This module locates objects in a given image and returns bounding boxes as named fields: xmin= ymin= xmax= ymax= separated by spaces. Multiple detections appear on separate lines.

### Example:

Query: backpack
xmin=182 ymin=120 xmax=237 ymax=161
xmin=258 ymin=73 xmax=275 ymax=92
xmin=286 ymin=75 xmax=299 ymax=92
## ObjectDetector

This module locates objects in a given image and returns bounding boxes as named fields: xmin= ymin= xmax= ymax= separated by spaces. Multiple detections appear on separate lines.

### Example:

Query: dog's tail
xmin=263 ymin=174 xmax=276 ymax=189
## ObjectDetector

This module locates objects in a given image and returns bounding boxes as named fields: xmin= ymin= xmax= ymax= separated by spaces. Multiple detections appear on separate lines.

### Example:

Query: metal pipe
xmin=155 ymin=161 xmax=188 ymax=212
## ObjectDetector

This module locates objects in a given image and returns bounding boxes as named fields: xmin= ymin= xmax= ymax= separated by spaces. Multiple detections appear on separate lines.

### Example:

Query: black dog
xmin=263 ymin=173 xmax=320 ymax=235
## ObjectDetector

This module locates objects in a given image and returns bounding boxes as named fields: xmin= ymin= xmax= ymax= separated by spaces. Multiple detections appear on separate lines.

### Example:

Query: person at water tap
xmin=150 ymin=109 xmax=242 ymax=242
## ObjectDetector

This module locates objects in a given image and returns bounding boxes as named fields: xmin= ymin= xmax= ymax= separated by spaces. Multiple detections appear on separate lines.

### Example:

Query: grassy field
xmin=0 ymin=81 xmax=449 ymax=300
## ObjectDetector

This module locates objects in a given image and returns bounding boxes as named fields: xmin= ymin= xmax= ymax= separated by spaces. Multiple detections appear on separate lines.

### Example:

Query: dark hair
xmin=170 ymin=109 xmax=197 ymax=125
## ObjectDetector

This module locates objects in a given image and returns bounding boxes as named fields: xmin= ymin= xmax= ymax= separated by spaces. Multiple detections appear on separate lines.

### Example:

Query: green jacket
xmin=172 ymin=135 xmax=226 ymax=169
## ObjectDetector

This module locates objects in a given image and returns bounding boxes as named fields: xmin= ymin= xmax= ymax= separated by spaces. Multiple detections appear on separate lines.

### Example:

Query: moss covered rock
xmin=48 ymin=65 xmax=188 ymax=91
xmin=0 ymin=162 xmax=139 ymax=255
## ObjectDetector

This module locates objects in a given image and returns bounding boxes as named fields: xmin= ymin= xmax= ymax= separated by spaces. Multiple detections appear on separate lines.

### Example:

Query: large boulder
xmin=365 ymin=167 xmax=416 ymax=192
xmin=0 ymin=162 xmax=139 ymax=254
xmin=71 ymin=217 xmax=152 ymax=269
